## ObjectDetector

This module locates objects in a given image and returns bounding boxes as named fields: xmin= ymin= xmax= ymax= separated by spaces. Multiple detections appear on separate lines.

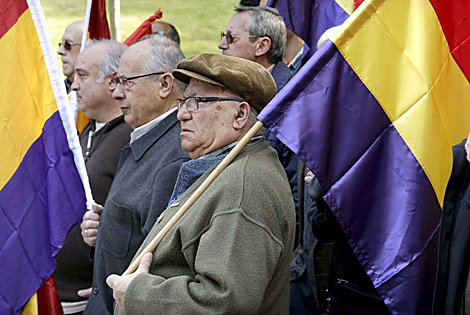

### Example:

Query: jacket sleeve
xmin=122 ymin=210 xmax=284 ymax=315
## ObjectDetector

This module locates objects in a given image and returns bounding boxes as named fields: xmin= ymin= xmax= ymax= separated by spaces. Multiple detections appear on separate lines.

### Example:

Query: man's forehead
xmin=63 ymin=25 xmax=82 ymax=42
xmin=75 ymin=51 xmax=98 ymax=71
xmin=118 ymin=43 xmax=149 ymax=74
xmin=117 ymin=50 xmax=145 ymax=75
xmin=227 ymin=12 xmax=251 ymax=31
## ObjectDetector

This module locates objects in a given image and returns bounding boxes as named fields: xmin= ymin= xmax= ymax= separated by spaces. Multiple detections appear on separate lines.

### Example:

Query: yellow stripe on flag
xmin=332 ymin=0 xmax=470 ymax=206
xmin=335 ymin=0 xmax=354 ymax=15
xmin=0 ymin=9 xmax=57 ymax=190
xmin=20 ymin=293 xmax=38 ymax=315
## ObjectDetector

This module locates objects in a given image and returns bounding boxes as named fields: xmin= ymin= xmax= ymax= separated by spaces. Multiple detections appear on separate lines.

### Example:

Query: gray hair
xmin=141 ymin=35 xmax=187 ymax=93
xmin=85 ymin=39 xmax=127 ymax=83
xmin=235 ymin=6 xmax=286 ymax=64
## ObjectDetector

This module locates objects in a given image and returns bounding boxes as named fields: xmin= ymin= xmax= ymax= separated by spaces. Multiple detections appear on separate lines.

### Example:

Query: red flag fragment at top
xmin=89 ymin=0 xmax=111 ymax=39
xmin=124 ymin=9 xmax=163 ymax=45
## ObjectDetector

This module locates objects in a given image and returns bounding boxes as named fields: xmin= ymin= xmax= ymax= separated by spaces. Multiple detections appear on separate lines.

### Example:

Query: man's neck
xmin=254 ymin=55 xmax=273 ymax=69
xmin=283 ymin=36 xmax=304 ymax=64
xmin=94 ymin=108 xmax=122 ymax=124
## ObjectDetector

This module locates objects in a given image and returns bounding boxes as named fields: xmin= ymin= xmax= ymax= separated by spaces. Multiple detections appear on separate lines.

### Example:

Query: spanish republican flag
xmin=0 ymin=0 xmax=90 ymax=313
xmin=258 ymin=0 xmax=470 ymax=313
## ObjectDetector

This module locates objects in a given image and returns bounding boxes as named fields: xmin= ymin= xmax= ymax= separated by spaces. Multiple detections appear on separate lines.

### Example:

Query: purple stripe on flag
xmin=0 ymin=111 xmax=86 ymax=314
xmin=268 ymin=0 xmax=350 ymax=61
xmin=326 ymin=124 xmax=440 ymax=313
xmin=258 ymin=40 xmax=440 ymax=314
xmin=260 ymin=40 xmax=390 ymax=189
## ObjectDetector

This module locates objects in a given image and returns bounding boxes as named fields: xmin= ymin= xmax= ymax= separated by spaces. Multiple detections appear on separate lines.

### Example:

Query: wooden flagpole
xmin=123 ymin=120 xmax=264 ymax=275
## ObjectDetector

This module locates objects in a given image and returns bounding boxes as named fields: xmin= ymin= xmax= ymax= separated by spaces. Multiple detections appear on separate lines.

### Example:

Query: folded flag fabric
xmin=88 ymin=0 xmax=111 ymax=40
xmin=0 ymin=0 xmax=91 ymax=313
xmin=267 ymin=0 xmax=354 ymax=62
xmin=258 ymin=0 xmax=470 ymax=313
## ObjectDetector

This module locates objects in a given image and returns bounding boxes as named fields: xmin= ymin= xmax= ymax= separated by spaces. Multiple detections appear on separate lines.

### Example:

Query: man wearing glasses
xmin=57 ymin=20 xmax=83 ymax=94
xmin=107 ymin=53 xmax=295 ymax=314
xmin=219 ymin=6 xmax=300 ymax=249
xmin=54 ymin=39 xmax=131 ymax=315
xmin=81 ymin=36 xmax=190 ymax=314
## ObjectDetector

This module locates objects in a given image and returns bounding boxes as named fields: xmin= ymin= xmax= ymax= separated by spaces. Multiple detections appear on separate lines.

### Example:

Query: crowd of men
xmin=52 ymin=2 xmax=470 ymax=315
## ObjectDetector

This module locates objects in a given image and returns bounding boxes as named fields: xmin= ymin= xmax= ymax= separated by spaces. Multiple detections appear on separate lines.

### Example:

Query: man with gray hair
xmin=218 ymin=6 xmax=290 ymax=90
xmin=55 ymin=39 xmax=132 ymax=314
xmin=219 ymin=5 xmax=300 ymax=247
xmin=81 ymin=35 xmax=190 ymax=314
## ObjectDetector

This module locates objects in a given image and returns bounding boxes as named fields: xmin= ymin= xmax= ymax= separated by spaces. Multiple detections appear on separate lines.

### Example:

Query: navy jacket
xmin=265 ymin=60 xmax=300 ymax=243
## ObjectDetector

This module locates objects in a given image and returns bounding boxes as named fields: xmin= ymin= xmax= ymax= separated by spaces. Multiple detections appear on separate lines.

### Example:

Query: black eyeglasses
xmin=112 ymin=72 xmax=165 ymax=90
xmin=220 ymin=31 xmax=258 ymax=44
xmin=177 ymin=96 xmax=244 ymax=112
xmin=58 ymin=40 xmax=81 ymax=51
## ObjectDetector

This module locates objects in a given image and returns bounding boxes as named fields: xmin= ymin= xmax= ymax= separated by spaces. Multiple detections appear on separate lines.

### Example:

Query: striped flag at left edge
xmin=0 ymin=0 xmax=92 ymax=313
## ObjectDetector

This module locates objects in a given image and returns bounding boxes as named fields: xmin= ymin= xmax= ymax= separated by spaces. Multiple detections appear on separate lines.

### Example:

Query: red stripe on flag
xmin=429 ymin=0 xmax=470 ymax=82
xmin=89 ymin=0 xmax=111 ymax=39
xmin=37 ymin=274 xmax=64 ymax=315
xmin=354 ymin=0 xmax=365 ymax=10
xmin=0 ymin=0 xmax=28 ymax=39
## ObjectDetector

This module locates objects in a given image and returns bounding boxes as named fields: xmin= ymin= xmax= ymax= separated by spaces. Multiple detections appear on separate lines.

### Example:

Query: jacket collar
xmin=271 ymin=60 xmax=292 ymax=92
xmin=129 ymin=110 xmax=179 ymax=161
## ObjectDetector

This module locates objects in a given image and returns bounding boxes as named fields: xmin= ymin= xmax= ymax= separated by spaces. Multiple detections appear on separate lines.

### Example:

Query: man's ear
xmin=233 ymin=102 xmax=251 ymax=130
xmin=158 ymin=73 xmax=174 ymax=98
xmin=254 ymin=36 xmax=271 ymax=58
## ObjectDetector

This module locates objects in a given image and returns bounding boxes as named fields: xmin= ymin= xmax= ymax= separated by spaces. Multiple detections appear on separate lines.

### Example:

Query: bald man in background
xmin=151 ymin=21 xmax=180 ymax=46
xmin=57 ymin=20 xmax=84 ymax=93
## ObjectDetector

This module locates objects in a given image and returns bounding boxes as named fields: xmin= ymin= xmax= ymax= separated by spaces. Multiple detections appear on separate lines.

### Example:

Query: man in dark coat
xmin=54 ymin=39 xmax=131 ymax=315
xmin=433 ymin=134 xmax=470 ymax=315
xmin=218 ymin=5 xmax=300 ymax=243
xmin=80 ymin=36 xmax=190 ymax=314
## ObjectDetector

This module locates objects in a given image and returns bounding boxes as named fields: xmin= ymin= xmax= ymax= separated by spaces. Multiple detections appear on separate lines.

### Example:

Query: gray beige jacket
xmin=119 ymin=139 xmax=296 ymax=314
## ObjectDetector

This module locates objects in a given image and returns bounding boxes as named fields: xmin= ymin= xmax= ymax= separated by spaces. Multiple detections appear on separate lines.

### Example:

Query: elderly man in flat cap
xmin=107 ymin=53 xmax=296 ymax=314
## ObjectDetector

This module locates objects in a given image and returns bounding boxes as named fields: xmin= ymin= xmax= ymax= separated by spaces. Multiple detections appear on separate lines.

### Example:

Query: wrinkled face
xmin=218 ymin=12 xmax=257 ymax=61
xmin=112 ymin=48 xmax=162 ymax=129
xmin=71 ymin=48 xmax=112 ymax=121
xmin=57 ymin=23 xmax=82 ymax=81
xmin=177 ymin=79 xmax=239 ymax=159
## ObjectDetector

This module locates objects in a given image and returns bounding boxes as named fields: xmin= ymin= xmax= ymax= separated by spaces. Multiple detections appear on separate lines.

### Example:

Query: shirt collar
xmin=130 ymin=107 xmax=177 ymax=144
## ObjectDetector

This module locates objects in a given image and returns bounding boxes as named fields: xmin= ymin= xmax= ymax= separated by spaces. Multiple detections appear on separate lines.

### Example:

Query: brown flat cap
xmin=172 ymin=53 xmax=277 ymax=113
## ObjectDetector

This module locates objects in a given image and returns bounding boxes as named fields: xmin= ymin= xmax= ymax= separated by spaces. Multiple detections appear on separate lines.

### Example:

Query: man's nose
xmin=71 ymin=78 xmax=79 ymax=91
xmin=218 ymin=37 xmax=228 ymax=50
xmin=57 ymin=43 xmax=66 ymax=55
xmin=176 ymin=103 xmax=192 ymax=122
xmin=112 ymin=83 xmax=126 ymax=100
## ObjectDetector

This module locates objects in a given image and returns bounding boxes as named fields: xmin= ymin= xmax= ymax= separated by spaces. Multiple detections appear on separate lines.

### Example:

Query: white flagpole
xmin=27 ymin=0 xmax=94 ymax=210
